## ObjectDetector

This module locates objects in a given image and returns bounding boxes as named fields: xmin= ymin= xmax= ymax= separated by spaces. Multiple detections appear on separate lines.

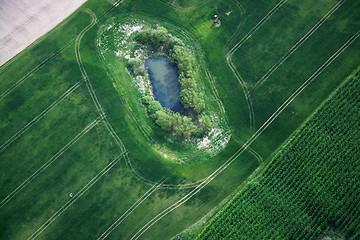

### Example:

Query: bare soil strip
xmin=0 ymin=0 xmax=87 ymax=66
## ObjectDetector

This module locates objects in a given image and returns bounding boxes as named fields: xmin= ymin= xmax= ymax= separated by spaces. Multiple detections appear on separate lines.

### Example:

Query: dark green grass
xmin=0 ymin=10 xmax=92 ymax=93
xmin=0 ymin=44 xmax=83 ymax=144
xmin=196 ymin=66 xmax=360 ymax=240
xmin=250 ymin=39 xmax=360 ymax=158
xmin=0 ymin=85 xmax=99 ymax=201
xmin=248 ymin=0 xmax=360 ymax=157
xmin=0 ymin=122 xmax=122 ymax=239
xmin=232 ymin=0 xmax=337 ymax=84
xmin=0 ymin=0 xmax=359 ymax=239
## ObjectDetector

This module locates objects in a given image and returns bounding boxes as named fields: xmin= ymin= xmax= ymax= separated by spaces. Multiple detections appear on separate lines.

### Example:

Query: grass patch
xmin=0 ymin=0 xmax=359 ymax=239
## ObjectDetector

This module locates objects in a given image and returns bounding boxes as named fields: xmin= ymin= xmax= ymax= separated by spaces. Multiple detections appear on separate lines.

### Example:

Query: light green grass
xmin=0 ymin=122 xmax=122 ymax=239
xmin=0 ymin=0 xmax=359 ymax=239
xmin=196 ymin=65 xmax=360 ymax=240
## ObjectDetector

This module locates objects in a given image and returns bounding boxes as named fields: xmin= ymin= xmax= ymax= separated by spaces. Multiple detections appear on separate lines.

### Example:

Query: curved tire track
xmin=129 ymin=29 xmax=360 ymax=240
xmin=225 ymin=0 xmax=288 ymax=133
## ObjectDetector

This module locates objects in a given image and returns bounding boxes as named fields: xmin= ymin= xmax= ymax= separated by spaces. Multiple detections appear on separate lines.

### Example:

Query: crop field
xmin=197 ymin=67 xmax=360 ymax=239
xmin=0 ymin=0 xmax=359 ymax=239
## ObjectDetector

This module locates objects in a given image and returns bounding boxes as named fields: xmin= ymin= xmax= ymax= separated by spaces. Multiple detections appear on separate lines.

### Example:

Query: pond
xmin=145 ymin=55 xmax=184 ymax=113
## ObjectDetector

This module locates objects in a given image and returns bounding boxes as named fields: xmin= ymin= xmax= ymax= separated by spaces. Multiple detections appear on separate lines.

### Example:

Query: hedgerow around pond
xmin=98 ymin=21 xmax=231 ymax=154
xmin=127 ymin=26 xmax=211 ymax=139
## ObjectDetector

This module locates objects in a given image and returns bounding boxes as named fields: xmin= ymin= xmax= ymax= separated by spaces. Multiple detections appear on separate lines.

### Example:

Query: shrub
xmin=129 ymin=25 xmax=210 ymax=139
xmin=127 ymin=58 xmax=145 ymax=76
xmin=134 ymin=27 xmax=152 ymax=45
xmin=196 ymin=114 xmax=212 ymax=136
xmin=169 ymin=36 xmax=184 ymax=48
xmin=148 ymin=100 xmax=163 ymax=118
xmin=152 ymin=27 xmax=170 ymax=47
xmin=170 ymin=45 xmax=193 ymax=72
xmin=134 ymin=26 xmax=170 ymax=48
xmin=155 ymin=109 xmax=172 ymax=131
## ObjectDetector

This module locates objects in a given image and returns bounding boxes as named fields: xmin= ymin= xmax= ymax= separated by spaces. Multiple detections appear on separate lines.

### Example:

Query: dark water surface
xmin=145 ymin=55 xmax=184 ymax=113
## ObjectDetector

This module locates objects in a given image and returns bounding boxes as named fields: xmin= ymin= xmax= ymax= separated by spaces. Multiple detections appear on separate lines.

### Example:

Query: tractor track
xmin=0 ymin=115 xmax=104 ymax=209
xmin=97 ymin=181 xmax=163 ymax=240
xmin=250 ymin=0 xmax=346 ymax=92
xmin=225 ymin=0 xmax=288 ymax=134
xmin=128 ymin=28 xmax=360 ymax=240
xmin=0 ymin=80 xmax=83 ymax=152
xmin=27 ymin=152 xmax=127 ymax=240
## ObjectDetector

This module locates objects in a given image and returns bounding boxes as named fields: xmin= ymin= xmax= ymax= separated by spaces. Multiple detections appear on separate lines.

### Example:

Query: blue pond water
xmin=145 ymin=55 xmax=184 ymax=113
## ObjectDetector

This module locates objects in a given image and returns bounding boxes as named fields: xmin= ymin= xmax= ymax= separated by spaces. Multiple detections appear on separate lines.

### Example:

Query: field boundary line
xmin=129 ymin=29 xmax=360 ymax=240
xmin=27 ymin=152 xmax=127 ymax=240
xmin=250 ymin=0 xmax=346 ymax=92
xmin=0 ymin=115 xmax=104 ymax=209
xmin=0 ymin=0 xmax=125 ymax=100
xmin=0 ymin=0 xmax=123 ymax=98
xmin=0 ymin=80 xmax=83 ymax=152
xmin=97 ymin=181 xmax=163 ymax=240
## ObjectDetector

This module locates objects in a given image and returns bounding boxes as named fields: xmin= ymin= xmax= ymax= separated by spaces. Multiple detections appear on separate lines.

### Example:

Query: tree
xmin=156 ymin=109 xmax=172 ymax=131
xmin=180 ymin=89 xmax=204 ymax=113
xmin=152 ymin=27 xmax=170 ymax=47
xmin=196 ymin=114 xmax=212 ymax=136
xmin=134 ymin=27 xmax=152 ymax=44
xmin=180 ymin=116 xmax=195 ymax=139
xmin=148 ymin=100 xmax=163 ymax=119
xmin=179 ymin=74 xmax=196 ymax=90
xmin=171 ymin=45 xmax=192 ymax=72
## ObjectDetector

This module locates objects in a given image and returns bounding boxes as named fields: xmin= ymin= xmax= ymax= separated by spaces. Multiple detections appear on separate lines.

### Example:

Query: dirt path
xmin=0 ymin=0 xmax=87 ymax=66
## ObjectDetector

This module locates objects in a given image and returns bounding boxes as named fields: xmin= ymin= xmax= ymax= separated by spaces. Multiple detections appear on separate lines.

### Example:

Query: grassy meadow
xmin=0 ymin=0 xmax=359 ymax=239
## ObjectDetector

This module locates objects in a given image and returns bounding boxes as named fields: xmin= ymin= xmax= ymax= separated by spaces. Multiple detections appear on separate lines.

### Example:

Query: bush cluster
xmin=142 ymin=96 xmax=211 ymax=139
xmin=129 ymin=26 xmax=211 ymax=139
xmin=127 ymin=58 xmax=145 ymax=76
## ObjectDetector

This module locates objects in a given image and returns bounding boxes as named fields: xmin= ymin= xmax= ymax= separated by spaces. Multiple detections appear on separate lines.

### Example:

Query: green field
xmin=0 ymin=0 xmax=359 ymax=239
xmin=197 ymin=66 xmax=360 ymax=240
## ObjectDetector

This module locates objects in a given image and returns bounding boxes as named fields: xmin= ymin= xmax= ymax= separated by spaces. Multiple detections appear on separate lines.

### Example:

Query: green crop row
xmin=197 ymin=66 xmax=360 ymax=239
